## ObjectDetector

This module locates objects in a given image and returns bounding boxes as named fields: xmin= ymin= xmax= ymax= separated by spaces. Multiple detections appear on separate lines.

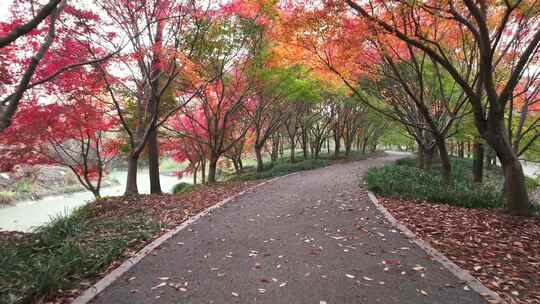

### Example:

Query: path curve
xmin=92 ymin=155 xmax=486 ymax=304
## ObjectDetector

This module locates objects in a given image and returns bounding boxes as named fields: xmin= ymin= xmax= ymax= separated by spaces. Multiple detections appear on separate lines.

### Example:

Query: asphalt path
xmin=93 ymin=155 xmax=486 ymax=304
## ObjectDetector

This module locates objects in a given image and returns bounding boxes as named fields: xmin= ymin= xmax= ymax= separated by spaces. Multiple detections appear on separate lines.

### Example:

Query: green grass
xmin=0 ymin=206 xmax=163 ymax=304
xmin=364 ymin=157 xmax=534 ymax=209
xmin=172 ymin=182 xmax=198 ymax=194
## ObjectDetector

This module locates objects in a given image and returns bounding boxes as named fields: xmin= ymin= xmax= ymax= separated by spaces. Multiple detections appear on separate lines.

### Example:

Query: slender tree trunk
xmin=271 ymin=137 xmax=279 ymax=163
xmin=148 ymin=128 xmax=162 ymax=194
xmin=326 ymin=137 xmax=330 ymax=154
xmin=91 ymin=189 xmax=100 ymax=199
xmin=193 ymin=166 xmax=198 ymax=185
xmin=362 ymin=137 xmax=369 ymax=154
xmin=473 ymin=141 xmax=484 ymax=183
xmin=301 ymin=127 xmax=309 ymax=159
xmin=334 ymin=130 xmax=341 ymax=158
xmin=125 ymin=153 xmax=139 ymax=195
xmin=289 ymin=137 xmax=296 ymax=163
xmin=436 ymin=140 xmax=452 ymax=186
xmin=201 ymin=159 xmax=206 ymax=184
xmin=232 ymin=158 xmax=240 ymax=174
xmin=207 ymin=156 xmax=218 ymax=184
xmin=238 ymin=158 xmax=243 ymax=170
xmin=458 ymin=141 xmax=464 ymax=158
xmin=255 ymin=145 xmax=264 ymax=173
xmin=290 ymin=145 xmax=296 ymax=162
xmin=345 ymin=138 xmax=353 ymax=156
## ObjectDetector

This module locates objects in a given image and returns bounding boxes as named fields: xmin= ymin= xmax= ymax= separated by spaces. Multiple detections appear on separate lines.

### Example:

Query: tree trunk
xmin=232 ymin=158 xmax=240 ymax=174
xmin=201 ymin=159 xmax=206 ymax=184
xmin=148 ymin=128 xmax=162 ymax=194
xmin=326 ymin=137 xmax=330 ymax=154
xmin=289 ymin=136 xmax=296 ymax=163
xmin=417 ymin=145 xmax=425 ymax=169
xmin=91 ymin=189 xmax=101 ymax=199
xmin=255 ymin=145 xmax=264 ymax=173
xmin=207 ymin=156 xmax=218 ymax=184
xmin=487 ymin=136 xmax=530 ymax=214
xmin=458 ymin=141 xmax=465 ymax=158
xmin=125 ymin=153 xmax=139 ymax=195
xmin=362 ymin=137 xmax=368 ymax=154
xmin=424 ymin=146 xmax=435 ymax=170
xmin=473 ymin=141 xmax=484 ymax=183
xmin=301 ymin=128 xmax=309 ymax=159
xmin=271 ymin=137 xmax=279 ymax=163
xmin=436 ymin=140 xmax=452 ymax=186
xmin=502 ymin=158 xmax=529 ymax=214
xmin=334 ymin=131 xmax=341 ymax=158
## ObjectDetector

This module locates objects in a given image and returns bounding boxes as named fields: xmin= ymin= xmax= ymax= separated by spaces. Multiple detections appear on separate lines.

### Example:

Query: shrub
xmin=365 ymin=164 xmax=504 ymax=209
xmin=172 ymin=182 xmax=196 ymax=194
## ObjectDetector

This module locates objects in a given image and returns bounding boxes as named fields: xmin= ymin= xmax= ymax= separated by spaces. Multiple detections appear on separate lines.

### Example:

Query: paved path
xmin=93 ymin=156 xmax=486 ymax=304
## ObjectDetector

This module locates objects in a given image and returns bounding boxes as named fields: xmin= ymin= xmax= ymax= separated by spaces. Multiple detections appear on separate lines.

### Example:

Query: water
xmin=0 ymin=170 xmax=187 ymax=232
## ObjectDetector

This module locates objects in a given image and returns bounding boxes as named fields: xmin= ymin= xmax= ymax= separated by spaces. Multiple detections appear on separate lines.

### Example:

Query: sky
xmin=0 ymin=1 xmax=10 ymax=20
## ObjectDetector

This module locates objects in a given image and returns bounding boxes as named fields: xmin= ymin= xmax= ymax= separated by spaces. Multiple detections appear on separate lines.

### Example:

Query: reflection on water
xmin=0 ymin=171 xmax=188 ymax=232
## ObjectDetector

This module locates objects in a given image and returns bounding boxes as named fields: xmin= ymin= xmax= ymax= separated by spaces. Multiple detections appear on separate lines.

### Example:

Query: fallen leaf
xmin=151 ymin=282 xmax=167 ymax=290
xmin=363 ymin=276 xmax=374 ymax=281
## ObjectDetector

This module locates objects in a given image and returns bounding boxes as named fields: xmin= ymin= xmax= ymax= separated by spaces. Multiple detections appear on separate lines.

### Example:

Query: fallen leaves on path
xmin=32 ymin=180 xmax=257 ymax=303
xmin=378 ymin=196 xmax=540 ymax=304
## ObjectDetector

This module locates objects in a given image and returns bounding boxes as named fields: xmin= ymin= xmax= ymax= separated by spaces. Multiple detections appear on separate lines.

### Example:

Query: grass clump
xmin=172 ymin=182 xmax=197 ymax=194
xmin=0 ymin=205 xmax=162 ymax=304
xmin=365 ymin=157 xmax=507 ymax=209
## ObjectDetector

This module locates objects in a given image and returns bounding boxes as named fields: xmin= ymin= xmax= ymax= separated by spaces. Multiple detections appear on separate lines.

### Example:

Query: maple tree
xmin=0 ymin=0 xmax=116 ymax=132
xmin=92 ymin=0 xmax=209 ymax=195
xmin=168 ymin=72 xmax=254 ymax=183
xmin=0 ymin=94 xmax=117 ymax=198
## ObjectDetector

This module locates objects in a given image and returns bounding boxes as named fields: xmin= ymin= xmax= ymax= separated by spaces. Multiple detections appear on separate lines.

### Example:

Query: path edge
xmin=72 ymin=175 xmax=290 ymax=304
xmin=366 ymin=192 xmax=505 ymax=304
